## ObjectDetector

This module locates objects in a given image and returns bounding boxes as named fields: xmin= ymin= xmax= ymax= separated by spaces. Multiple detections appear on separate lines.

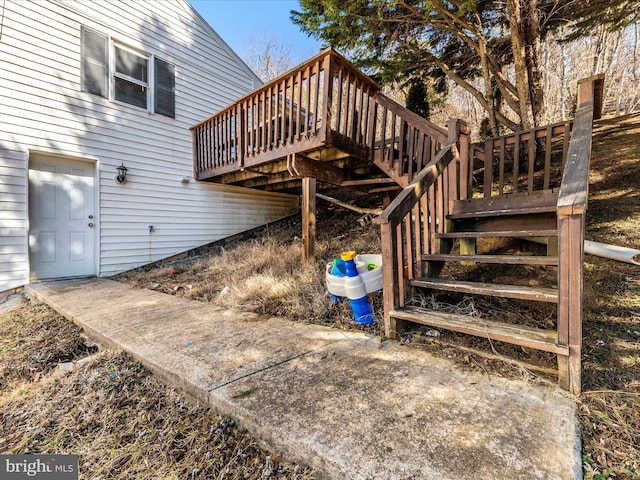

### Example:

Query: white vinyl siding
xmin=0 ymin=147 xmax=29 ymax=290
xmin=0 ymin=0 xmax=297 ymax=291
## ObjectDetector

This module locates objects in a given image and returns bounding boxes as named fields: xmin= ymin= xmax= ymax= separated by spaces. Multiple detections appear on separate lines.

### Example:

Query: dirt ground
xmin=0 ymin=299 xmax=315 ymax=479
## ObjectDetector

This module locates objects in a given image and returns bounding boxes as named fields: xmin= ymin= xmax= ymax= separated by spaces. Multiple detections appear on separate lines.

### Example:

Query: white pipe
xmin=584 ymin=240 xmax=640 ymax=266
xmin=524 ymin=237 xmax=640 ymax=266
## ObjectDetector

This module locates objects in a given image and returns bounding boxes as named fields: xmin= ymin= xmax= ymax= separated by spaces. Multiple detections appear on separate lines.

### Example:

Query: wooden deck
xmin=191 ymin=48 xmax=447 ymax=193
xmin=192 ymin=51 xmax=603 ymax=395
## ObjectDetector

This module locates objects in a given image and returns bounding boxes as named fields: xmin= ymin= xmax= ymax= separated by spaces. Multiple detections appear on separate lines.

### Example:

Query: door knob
xmin=88 ymin=223 xmax=94 ymax=227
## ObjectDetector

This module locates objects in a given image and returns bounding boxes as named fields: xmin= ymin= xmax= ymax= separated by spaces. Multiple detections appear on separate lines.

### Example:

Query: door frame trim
xmin=27 ymin=150 xmax=100 ymax=281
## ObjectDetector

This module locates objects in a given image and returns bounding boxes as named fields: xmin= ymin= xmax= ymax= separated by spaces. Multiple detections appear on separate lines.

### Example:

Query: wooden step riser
xmin=452 ymin=212 xmax=557 ymax=234
xmin=410 ymin=278 xmax=558 ymax=303
xmin=390 ymin=307 xmax=569 ymax=355
xmin=449 ymin=192 xmax=558 ymax=219
xmin=436 ymin=229 xmax=558 ymax=239
xmin=422 ymin=254 xmax=558 ymax=266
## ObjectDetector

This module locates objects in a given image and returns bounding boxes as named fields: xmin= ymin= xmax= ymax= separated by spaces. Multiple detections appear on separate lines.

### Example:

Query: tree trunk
xmin=478 ymin=37 xmax=499 ymax=137
xmin=507 ymin=0 xmax=543 ymax=130
xmin=522 ymin=0 xmax=545 ymax=126
xmin=560 ymin=41 xmax=567 ymax=121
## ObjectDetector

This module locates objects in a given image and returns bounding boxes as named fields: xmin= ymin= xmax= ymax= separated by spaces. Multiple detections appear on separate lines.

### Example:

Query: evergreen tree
xmin=292 ymin=0 xmax=639 ymax=134
xmin=405 ymin=80 xmax=430 ymax=119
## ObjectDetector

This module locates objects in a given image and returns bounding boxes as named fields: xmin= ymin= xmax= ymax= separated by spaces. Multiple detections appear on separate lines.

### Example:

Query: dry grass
xmin=0 ymin=301 xmax=97 ymax=391
xmin=0 ymin=298 xmax=314 ymax=479
xmin=117 ymin=193 xmax=385 ymax=334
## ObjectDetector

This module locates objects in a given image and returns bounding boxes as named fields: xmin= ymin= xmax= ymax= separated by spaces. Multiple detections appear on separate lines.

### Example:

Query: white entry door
xmin=29 ymin=156 xmax=96 ymax=280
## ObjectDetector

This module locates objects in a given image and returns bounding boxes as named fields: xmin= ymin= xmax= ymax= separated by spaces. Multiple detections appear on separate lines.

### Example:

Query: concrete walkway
xmin=26 ymin=279 xmax=581 ymax=480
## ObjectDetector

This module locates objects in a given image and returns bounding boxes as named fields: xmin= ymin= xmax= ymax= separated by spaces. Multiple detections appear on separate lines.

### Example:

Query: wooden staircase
xmin=190 ymin=48 xmax=603 ymax=395
xmin=379 ymin=76 xmax=604 ymax=395
xmin=391 ymin=191 xmax=565 ymax=355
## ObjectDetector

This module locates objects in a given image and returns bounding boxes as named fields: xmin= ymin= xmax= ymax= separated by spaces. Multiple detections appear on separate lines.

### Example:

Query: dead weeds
xmin=0 ymin=298 xmax=314 ymax=479
xmin=116 ymin=192 xmax=384 ymax=334
xmin=577 ymin=113 xmax=640 ymax=480
xmin=0 ymin=301 xmax=97 ymax=391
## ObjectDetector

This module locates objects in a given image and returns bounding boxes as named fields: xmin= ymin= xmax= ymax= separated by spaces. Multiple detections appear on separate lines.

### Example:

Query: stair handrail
xmin=373 ymin=93 xmax=449 ymax=146
xmin=556 ymin=74 xmax=604 ymax=395
xmin=378 ymin=142 xmax=458 ymax=227
xmin=376 ymin=114 xmax=469 ymax=338
xmin=557 ymin=75 xmax=604 ymax=215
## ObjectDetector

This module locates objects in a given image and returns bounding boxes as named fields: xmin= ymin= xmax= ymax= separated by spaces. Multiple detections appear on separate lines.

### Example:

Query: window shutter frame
xmin=81 ymin=26 xmax=108 ymax=98
xmin=154 ymin=58 xmax=175 ymax=118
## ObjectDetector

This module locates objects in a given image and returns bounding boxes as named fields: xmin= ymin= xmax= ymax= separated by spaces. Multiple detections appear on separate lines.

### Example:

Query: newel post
xmin=557 ymin=212 xmax=585 ymax=394
xmin=577 ymin=74 xmax=605 ymax=120
xmin=557 ymin=74 xmax=602 ymax=394
xmin=446 ymin=119 xmax=468 ymax=213
xmin=380 ymin=219 xmax=401 ymax=338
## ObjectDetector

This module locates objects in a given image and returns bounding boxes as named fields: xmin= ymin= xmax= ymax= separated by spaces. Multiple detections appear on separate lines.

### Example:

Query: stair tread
xmin=390 ymin=306 xmax=568 ymax=355
xmin=409 ymin=278 xmax=558 ymax=302
xmin=436 ymin=229 xmax=557 ymax=238
xmin=449 ymin=205 xmax=557 ymax=219
xmin=422 ymin=254 xmax=558 ymax=265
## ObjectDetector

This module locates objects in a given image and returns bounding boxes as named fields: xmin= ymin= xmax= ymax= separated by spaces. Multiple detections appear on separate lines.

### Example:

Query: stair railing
xmin=377 ymin=120 xmax=470 ymax=337
xmin=368 ymin=93 xmax=448 ymax=186
xmin=556 ymin=75 xmax=604 ymax=394
xmin=469 ymin=122 xmax=575 ymax=199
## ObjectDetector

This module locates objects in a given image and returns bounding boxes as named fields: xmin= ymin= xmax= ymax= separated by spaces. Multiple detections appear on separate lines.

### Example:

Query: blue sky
xmin=189 ymin=0 xmax=321 ymax=63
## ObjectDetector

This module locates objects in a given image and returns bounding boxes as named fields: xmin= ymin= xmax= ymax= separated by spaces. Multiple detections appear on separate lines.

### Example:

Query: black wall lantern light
xmin=115 ymin=163 xmax=128 ymax=184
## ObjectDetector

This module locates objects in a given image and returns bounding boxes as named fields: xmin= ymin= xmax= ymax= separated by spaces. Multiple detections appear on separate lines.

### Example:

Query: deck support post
xmin=301 ymin=176 xmax=316 ymax=263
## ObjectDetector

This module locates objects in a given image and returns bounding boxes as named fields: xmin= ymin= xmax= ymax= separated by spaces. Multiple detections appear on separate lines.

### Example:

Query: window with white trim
xmin=114 ymin=44 xmax=149 ymax=109
xmin=80 ymin=26 xmax=175 ymax=118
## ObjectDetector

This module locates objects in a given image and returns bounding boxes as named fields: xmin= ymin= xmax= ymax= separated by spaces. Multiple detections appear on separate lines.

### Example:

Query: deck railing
xmin=191 ymin=48 xmax=450 ymax=186
xmin=470 ymin=122 xmax=574 ymax=198
xmin=377 ymin=120 xmax=469 ymax=333
xmin=191 ymin=48 xmax=380 ymax=180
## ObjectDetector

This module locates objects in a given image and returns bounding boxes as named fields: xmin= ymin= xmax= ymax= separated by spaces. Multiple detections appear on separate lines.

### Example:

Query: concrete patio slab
xmin=26 ymin=278 xmax=581 ymax=480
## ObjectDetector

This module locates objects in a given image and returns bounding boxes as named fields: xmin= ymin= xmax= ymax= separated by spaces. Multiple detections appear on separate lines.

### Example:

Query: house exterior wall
xmin=0 ymin=0 xmax=299 ymax=291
